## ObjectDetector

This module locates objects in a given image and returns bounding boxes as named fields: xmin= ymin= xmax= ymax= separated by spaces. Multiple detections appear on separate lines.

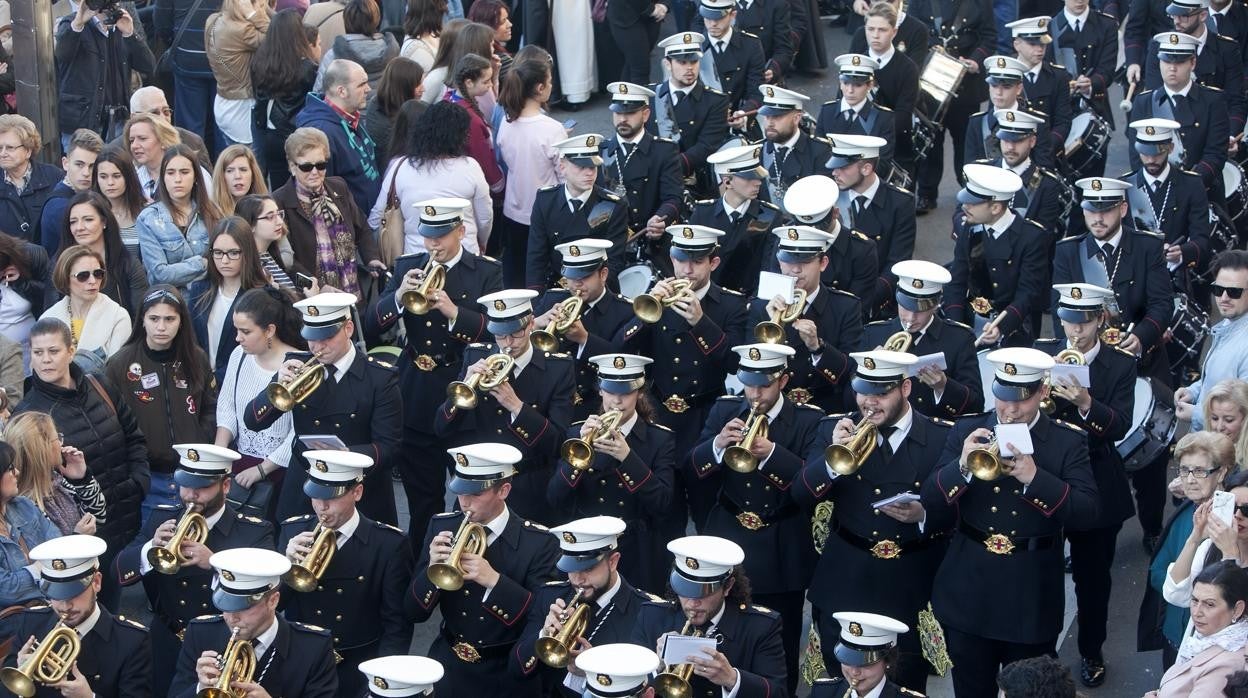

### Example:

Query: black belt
xmin=832 ymin=523 xmax=940 ymax=559
xmin=439 ymin=627 xmax=513 ymax=662
xmin=958 ymin=521 xmax=1059 ymax=555
xmin=717 ymin=494 xmax=798 ymax=531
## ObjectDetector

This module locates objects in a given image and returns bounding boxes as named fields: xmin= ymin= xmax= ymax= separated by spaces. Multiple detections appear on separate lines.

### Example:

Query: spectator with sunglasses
xmin=38 ymin=245 xmax=132 ymax=359
xmin=1178 ymin=251 xmax=1248 ymax=431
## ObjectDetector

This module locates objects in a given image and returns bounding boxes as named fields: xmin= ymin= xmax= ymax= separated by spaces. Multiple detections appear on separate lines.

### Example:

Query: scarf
xmin=295 ymin=182 xmax=359 ymax=296
xmin=1177 ymin=618 xmax=1248 ymax=665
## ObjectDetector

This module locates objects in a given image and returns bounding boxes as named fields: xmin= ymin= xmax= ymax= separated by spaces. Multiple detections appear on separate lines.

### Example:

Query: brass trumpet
xmin=531 ymin=296 xmax=584 ymax=353
xmin=1040 ymin=347 xmax=1086 ymax=415
xmin=400 ymin=258 xmax=446 ymax=315
xmin=427 ymin=512 xmax=489 ymax=591
xmin=881 ymin=330 xmax=913 ymax=352
xmin=967 ymin=437 xmax=1004 ymax=481
xmin=147 ymin=509 xmax=209 ymax=575
xmin=266 ymin=352 xmax=326 ymax=412
xmin=724 ymin=401 xmax=769 ymax=473
xmin=654 ymin=616 xmax=705 ymax=698
xmin=633 ymin=279 xmax=693 ymax=324
xmin=824 ymin=413 xmax=879 ymax=476
xmin=0 ymin=615 xmax=81 ymax=697
xmin=561 ymin=410 xmax=623 ymax=470
xmin=283 ymin=517 xmax=337 ymax=593
xmin=446 ymin=353 xmax=515 ymax=410
xmin=754 ymin=289 xmax=808 ymax=344
xmin=196 ymin=626 xmax=257 ymax=698
xmin=535 ymin=588 xmax=590 ymax=668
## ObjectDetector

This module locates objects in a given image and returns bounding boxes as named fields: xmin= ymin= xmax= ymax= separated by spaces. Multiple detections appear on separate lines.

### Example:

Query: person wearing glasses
xmin=188 ymin=217 xmax=272 ymax=383
xmin=1178 ymin=251 xmax=1248 ymax=430
xmin=234 ymin=193 xmax=303 ymax=293
xmin=39 ymin=245 xmax=131 ymax=360
xmin=0 ymin=114 xmax=66 ymax=246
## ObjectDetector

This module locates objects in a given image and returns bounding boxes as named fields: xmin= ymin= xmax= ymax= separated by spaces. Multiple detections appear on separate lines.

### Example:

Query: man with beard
xmin=648 ymin=33 xmax=730 ymax=200
xmin=989 ymin=109 xmax=1067 ymax=238
xmin=692 ymin=144 xmax=780 ymax=294
xmin=965 ymin=56 xmax=1057 ymax=166
xmin=757 ymin=85 xmax=831 ymax=204
xmin=1177 ymin=251 xmax=1248 ymax=429
xmin=574 ymin=644 xmax=662 ymax=698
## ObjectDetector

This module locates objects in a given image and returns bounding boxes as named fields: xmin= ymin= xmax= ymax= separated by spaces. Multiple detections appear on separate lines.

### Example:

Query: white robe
xmin=551 ymin=0 xmax=596 ymax=103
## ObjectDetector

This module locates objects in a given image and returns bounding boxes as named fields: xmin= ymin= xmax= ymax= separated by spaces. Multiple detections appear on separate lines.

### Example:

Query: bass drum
xmin=1224 ymin=160 xmax=1248 ymax=239
xmin=618 ymin=264 xmax=656 ymax=301
xmin=1063 ymin=112 xmax=1111 ymax=177
xmin=1116 ymin=377 xmax=1178 ymax=472
xmin=1167 ymin=293 xmax=1210 ymax=371
xmin=977 ymin=348 xmax=996 ymax=405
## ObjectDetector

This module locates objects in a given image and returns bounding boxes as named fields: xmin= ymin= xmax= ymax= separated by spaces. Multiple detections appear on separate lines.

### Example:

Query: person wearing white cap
xmin=1048 ymin=1 xmax=1119 ymax=179
xmin=757 ymin=85 xmax=831 ymax=204
xmin=575 ymin=643 xmax=660 ymax=698
xmin=696 ymin=0 xmax=766 ymax=127
xmin=689 ymin=145 xmax=781 ymax=294
xmin=848 ymin=2 xmax=920 ymax=181
xmin=367 ymin=197 xmax=502 ymax=552
xmin=796 ymin=349 xmax=952 ymax=694
xmin=527 ymin=134 xmax=629 ymax=292
xmin=965 ymin=56 xmax=1057 ymax=166
xmin=113 ymin=443 xmax=274 ymax=695
xmin=689 ymin=342 xmax=823 ymax=692
xmin=769 ymin=175 xmax=879 ymax=303
xmin=652 ymin=32 xmax=732 ymax=199
xmin=1037 ymin=283 xmax=1137 ymax=687
xmin=169 ymin=547 xmax=338 ymax=697
xmin=359 ymin=655 xmax=444 ymax=696
xmin=984 ymin=108 xmax=1069 ymax=237
xmin=435 ymin=289 xmax=575 ymax=523
xmin=817 ymin=54 xmax=897 ymax=168
xmin=1006 ymin=17 xmax=1074 ymax=146
xmin=749 ymin=225 xmax=865 ymax=412
xmin=600 ymin=82 xmax=683 ymax=240
xmin=864 ymin=259 xmax=985 ymax=418
xmin=7 ymin=534 xmax=151 ymax=697
xmin=278 ymin=450 xmax=413 ymax=696
xmin=630 ymin=536 xmax=785 ymax=695
xmin=946 ymin=163 xmax=1047 ymax=348
xmin=245 ymin=291 xmax=402 ymax=526
xmin=809 ymin=612 xmax=911 ymax=697
xmin=406 ymin=443 xmax=560 ymax=697
xmin=921 ymin=346 xmax=1098 ymax=697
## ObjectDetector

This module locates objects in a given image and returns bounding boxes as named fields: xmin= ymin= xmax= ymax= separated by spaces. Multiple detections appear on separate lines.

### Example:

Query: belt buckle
xmin=452 ymin=641 xmax=481 ymax=663
xmin=787 ymin=387 xmax=811 ymax=406
xmin=736 ymin=511 xmax=765 ymax=531
xmin=984 ymin=533 xmax=1015 ymax=555
xmin=176 ymin=628 xmax=185 ymax=642
xmin=415 ymin=354 xmax=437 ymax=371
xmin=870 ymin=539 xmax=901 ymax=559
xmin=663 ymin=395 xmax=689 ymax=414
xmin=573 ymin=392 xmax=584 ymax=406
xmin=970 ymin=297 xmax=993 ymax=317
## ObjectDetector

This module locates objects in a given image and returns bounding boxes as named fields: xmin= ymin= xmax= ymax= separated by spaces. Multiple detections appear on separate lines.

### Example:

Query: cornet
xmin=446 ymin=353 xmax=515 ymax=410
xmin=723 ymin=401 xmax=769 ymax=473
xmin=196 ymin=626 xmax=257 ymax=698
xmin=535 ymin=588 xmax=590 ymax=668
xmin=147 ymin=509 xmax=209 ymax=575
xmin=283 ymin=516 xmax=337 ymax=593
xmin=531 ymin=296 xmax=584 ymax=353
xmin=654 ymin=615 xmax=705 ymax=698
xmin=561 ymin=410 xmax=623 ymax=470
xmin=633 ymin=279 xmax=693 ymax=324
xmin=967 ymin=437 xmax=1005 ymax=481
xmin=824 ymin=412 xmax=879 ymax=476
xmin=1039 ymin=347 xmax=1086 ymax=415
xmin=400 ymin=258 xmax=446 ymax=315
xmin=266 ymin=352 xmax=326 ymax=412
xmin=0 ymin=614 xmax=80 ymax=697
xmin=754 ymin=289 xmax=808 ymax=344
xmin=426 ymin=512 xmax=489 ymax=591
xmin=880 ymin=330 xmax=913 ymax=352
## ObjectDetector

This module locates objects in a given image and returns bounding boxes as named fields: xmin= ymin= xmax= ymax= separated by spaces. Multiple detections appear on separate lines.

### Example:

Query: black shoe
xmin=916 ymin=196 xmax=935 ymax=214
xmin=1064 ymin=555 xmax=1072 ymax=574
xmin=1080 ymin=657 xmax=1106 ymax=687
xmin=1142 ymin=534 xmax=1160 ymax=556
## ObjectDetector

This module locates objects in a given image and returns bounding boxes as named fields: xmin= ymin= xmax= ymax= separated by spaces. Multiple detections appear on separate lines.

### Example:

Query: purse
xmin=223 ymin=355 xmax=275 ymax=519
xmin=378 ymin=168 xmax=404 ymax=267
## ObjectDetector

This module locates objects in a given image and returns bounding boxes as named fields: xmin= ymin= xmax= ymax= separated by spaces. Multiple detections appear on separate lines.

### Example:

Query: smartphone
xmin=563 ymin=119 xmax=577 ymax=130
xmin=295 ymin=272 xmax=315 ymax=290
xmin=1213 ymin=489 xmax=1237 ymax=526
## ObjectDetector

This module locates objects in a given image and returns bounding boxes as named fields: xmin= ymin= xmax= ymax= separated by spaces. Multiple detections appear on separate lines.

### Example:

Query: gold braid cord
xmin=918 ymin=603 xmax=953 ymax=676
xmin=811 ymin=501 xmax=834 ymax=554
xmin=799 ymin=623 xmax=827 ymax=687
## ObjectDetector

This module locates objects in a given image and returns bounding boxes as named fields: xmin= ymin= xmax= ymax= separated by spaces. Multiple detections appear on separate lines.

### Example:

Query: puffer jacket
xmin=204 ymin=10 xmax=269 ymax=100
xmin=316 ymin=32 xmax=399 ymax=90
xmin=13 ymin=364 xmax=150 ymax=551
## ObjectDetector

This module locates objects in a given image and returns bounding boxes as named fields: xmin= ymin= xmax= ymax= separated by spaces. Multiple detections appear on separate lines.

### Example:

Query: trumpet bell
xmin=633 ymin=293 xmax=664 ymax=324
xmin=146 ymin=546 xmax=181 ymax=575
xmin=535 ymin=602 xmax=589 ymax=668
xmin=823 ymin=417 xmax=878 ymax=476
xmin=968 ymin=443 xmax=1003 ymax=481
xmin=753 ymin=320 xmax=785 ymax=344
xmin=530 ymin=329 xmax=560 ymax=353
xmin=0 ymin=667 xmax=34 ymax=698
xmin=284 ymin=565 xmax=319 ymax=593
xmin=426 ymin=562 xmax=466 ymax=591
xmin=535 ymin=635 xmax=572 ymax=668
xmin=561 ymin=438 xmax=594 ymax=470
xmin=446 ymin=378 xmax=480 ymax=410
xmin=824 ymin=443 xmax=862 ymax=476
xmin=723 ymin=445 xmax=758 ymax=473
xmin=267 ymin=361 xmax=326 ymax=412
xmin=400 ymin=289 xmax=435 ymax=315
xmin=654 ymin=669 xmax=694 ymax=698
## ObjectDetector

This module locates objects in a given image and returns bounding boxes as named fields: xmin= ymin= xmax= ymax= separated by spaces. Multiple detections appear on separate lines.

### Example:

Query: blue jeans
xmin=172 ymin=67 xmax=217 ymax=156
xmin=140 ymin=471 xmax=180 ymax=529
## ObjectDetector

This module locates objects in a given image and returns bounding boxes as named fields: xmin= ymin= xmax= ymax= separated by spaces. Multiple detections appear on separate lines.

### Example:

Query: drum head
xmin=977 ymin=348 xmax=995 ymax=404
xmin=1065 ymin=112 xmax=1095 ymax=151
xmin=618 ymin=265 xmax=656 ymax=300
xmin=1225 ymin=161 xmax=1245 ymax=193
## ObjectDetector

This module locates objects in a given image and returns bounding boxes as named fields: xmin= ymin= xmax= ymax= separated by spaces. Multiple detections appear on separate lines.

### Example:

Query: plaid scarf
xmin=296 ymin=182 xmax=359 ymax=296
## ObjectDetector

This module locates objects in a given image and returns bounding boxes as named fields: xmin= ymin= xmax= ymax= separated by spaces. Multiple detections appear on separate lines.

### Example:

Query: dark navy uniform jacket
xmin=944 ymin=214 xmax=1049 ymax=341
xmin=1143 ymin=33 xmax=1246 ymax=134
xmin=1022 ymin=61 xmax=1076 ymax=143
xmin=703 ymin=31 xmax=766 ymax=112
xmin=812 ymin=676 xmax=925 ymax=697
xmin=865 ymin=318 xmax=983 ymax=418
xmin=815 ymin=100 xmax=898 ymax=166
xmin=526 ymin=186 xmax=630 ymax=291
xmin=0 ymin=605 xmax=151 ymax=698
xmin=690 ymin=197 xmax=781 ymax=295
xmin=1047 ymin=9 xmax=1122 ymax=127
xmin=169 ymin=615 xmax=337 ymax=698
xmin=761 ymin=228 xmax=879 ymax=304
xmin=534 ymin=288 xmax=636 ymax=414
xmin=647 ymin=82 xmax=731 ymax=187
xmin=1121 ymin=166 xmax=1213 ymax=273
xmin=598 ymin=133 xmax=684 ymax=231
xmin=1128 ymin=85 xmax=1230 ymax=193
xmin=734 ymin=0 xmax=795 ymax=77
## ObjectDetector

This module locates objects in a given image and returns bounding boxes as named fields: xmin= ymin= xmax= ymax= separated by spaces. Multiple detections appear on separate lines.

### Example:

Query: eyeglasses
xmin=1179 ymin=466 xmax=1219 ymax=479
xmin=212 ymin=249 xmax=243 ymax=260
xmin=257 ymin=210 xmax=286 ymax=223
xmin=295 ymin=161 xmax=329 ymax=172
xmin=146 ymin=107 xmax=173 ymax=117
xmin=1211 ymin=284 xmax=1247 ymax=299
xmin=0 ymin=144 xmax=27 ymax=154
xmin=72 ymin=269 xmax=105 ymax=282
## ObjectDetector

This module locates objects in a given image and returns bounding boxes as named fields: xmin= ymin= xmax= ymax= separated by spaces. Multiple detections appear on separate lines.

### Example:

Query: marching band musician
xmin=359 ymin=656 xmax=444 ymax=697
xmin=944 ymin=165 xmax=1048 ymax=348
xmin=1006 ymin=17 xmax=1074 ymax=148
xmin=826 ymin=134 xmax=917 ymax=318
xmin=1039 ymin=283 xmax=1137 ymax=688
xmin=796 ymin=349 xmax=952 ymax=695
xmin=848 ymin=2 xmax=920 ymax=181
xmin=815 ymin=55 xmax=898 ymax=169
xmin=404 ymin=443 xmax=560 ymax=698
xmin=692 ymin=145 xmax=782 ymax=295
xmin=434 ymin=290 xmax=575 ymax=524
xmin=628 ymin=536 xmax=788 ymax=697
xmin=574 ymin=643 xmax=661 ymax=698
xmin=964 ymin=56 xmax=1057 ymax=167
xmin=533 ymin=241 xmax=637 ymax=419
xmin=985 ymin=109 xmax=1068 ymax=237
xmin=527 ymin=135 xmax=630 ymax=292
xmin=365 ymin=197 xmax=501 ymax=552
xmin=697 ymin=0 xmax=766 ymax=133
xmin=169 ymin=548 xmax=338 ymax=697
xmin=2 ymin=535 xmax=150 ymax=698
xmin=244 ymin=292 xmax=403 ymax=525
xmin=864 ymin=260 xmax=984 ymax=419
xmin=757 ymin=85 xmax=832 ymax=204
xmin=598 ymin=83 xmax=684 ymax=247
xmin=510 ymin=516 xmax=655 ymax=695
xmin=546 ymin=353 xmax=675 ymax=592
xmin=849 ymin=0 xmax=932 ymax=60
xmin=1127 ymin=33 xmax=1230 ymax=197
xmin=1047 ymin=0 xmax=1120 ymax=178
xmin=648 ymin=33 xmax=731 ymax=200
xmin=809 ymin=613 xmax=924 ymax=698
xmin=687 ymin=342 xmax=823 ymax=692
xmin=277 ymin=450 xmax=413 ymax=697
xmin=1124 ymin=0 xmax=1180 ymax=85
xmin=112 ymin=444 xmax=274 ymax=696
xmin=921 ymin=347 xmax=1099 ymax=697
xmin=749 ymin=225 xmax=866 ymax=412
xmin=1210 ymin=0 xmax=1248 ymax=61
xmin=728 ymin=0 xmax=794 ymax=84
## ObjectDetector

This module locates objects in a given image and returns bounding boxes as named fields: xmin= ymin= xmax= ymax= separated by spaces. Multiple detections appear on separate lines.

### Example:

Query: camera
xmin=86 ymin=0 xmax=124 ymax=23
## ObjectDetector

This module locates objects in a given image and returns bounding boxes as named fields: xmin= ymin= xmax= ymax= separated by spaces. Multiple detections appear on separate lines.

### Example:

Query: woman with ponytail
xmin=443 ymin=52 xmax=505 ymax=199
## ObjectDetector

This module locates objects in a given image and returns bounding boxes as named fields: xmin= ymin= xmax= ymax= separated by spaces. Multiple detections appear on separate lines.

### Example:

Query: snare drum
xmin=1116 ymin=377 xmax=1178 ymax=472
xmin=618 ymin=264 xmax=657 ymax=301
xmin=1063 ymin=112 xmax=1110 ymax=176
xmin=1167 ymin=293 xmax=1210 ymax=371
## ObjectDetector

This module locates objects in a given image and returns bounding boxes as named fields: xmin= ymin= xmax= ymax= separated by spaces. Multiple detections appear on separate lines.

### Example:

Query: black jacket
xmin=599 ymin=133 xmax=684 ymax=230
xmin=154 ymin=0 xmax=222 ymax=75
xmin=253 ymin=59 xmax=319 ymax=139
xmin=1048 ymin=9 xmax=1119 ymax=128
xmin=526 ymin=186 xmax=630 ymax=291
xmin=865 ymin=317 xmax=984 ymax=418
xmin=170 ymin=615 xmax=337 ymax=698
xmin=186 ymin=279 xmax=241 ymax=385
xmin=735 ymin=0 xmax=794 ymax=76
xmin=5 ymin=241 xmax=56 ymax=318
xmin=690 ymin=197 xmax=780 ymax=295
xmin=0 ymin=605 xmax=151 ymax=698
xmin=945 ymin=213 xmax=1048 ymax=341
xmin=1128 ymin=84 xmax=1230 ymax=192
xmin=1143 ymin=34 xmax=1246 ymax=134
xmin=54 ymin=16 xmax=155 ymax=134
xmin=703 ymin=30 xmax=766 ymax=112
xmin=0 ymin=163 xmax=65 ymax=244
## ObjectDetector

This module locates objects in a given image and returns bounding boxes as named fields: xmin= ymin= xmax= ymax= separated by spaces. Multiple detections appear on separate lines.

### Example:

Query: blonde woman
xmin=5 ymin=411 xmax=107 ymax=535
xmin=211 ymin=145 xmax=269 ymax=216
xmin=39 ymin=245 xmax=132 ymax=358
xmin=1206 ymin=379 xmax=1248 ymax=470
xmin=205 ymin=0 xmax=272 ymax=148
xmin=123 ymin=113 xmax=181 ymax=199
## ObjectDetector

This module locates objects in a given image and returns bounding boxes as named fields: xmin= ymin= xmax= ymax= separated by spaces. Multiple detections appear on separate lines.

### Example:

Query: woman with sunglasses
xmin=103 ymin=285 xmax=216 ymax=520
xmin=93 ymin=146 xmax=148 ymax=259
xmin=188 ymin=217 xmax=271 ymax=383
xmin=58 ymin=191 xmax=148 ymax=318
xmin=0 ymin=440 xmax=64 ymax=607
xmin=234 ymin=194 xmax=305 ymax=293
xmin=5 ymin=411 xmax=107 ymax=536
xmin=135 ymin=144 xmax=223 ymax=292
xmin=38 ymin=245 xmax=131 ymax=358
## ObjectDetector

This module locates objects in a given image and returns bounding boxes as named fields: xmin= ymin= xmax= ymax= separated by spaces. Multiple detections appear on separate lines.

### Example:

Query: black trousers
xmin=818 ymin=612 xmax=929 ymax=695
xmin=399 ymin=429 xmax=454 ymax=556
xmin=500 ymin=215 xmax=531 ymax=289
xmin=753 ymin=590 xmax=805 ymax=696
xmin=1067 ymin=523 xmax=1123 ymax=661
xmin=1132 ymin=452 xmax=1168 ymax=538
xmin=650 ymin=401 xmax=712 ymax=532
xmin=944 ymin=625 xmax=1056 ymax=698
xmin=917 ymin=88 xmax=984 ymax=198
xmin=610 ymin=19 xmax=660 ymax=85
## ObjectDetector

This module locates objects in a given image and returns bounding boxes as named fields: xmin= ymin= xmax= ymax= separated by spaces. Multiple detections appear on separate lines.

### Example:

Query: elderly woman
xmin=135 ymin=144 xmax=222 ymax=291
xmin=123 ymin=113 xmax=181 ymax=200
xmin=1147 ymin=560 xmax=1248 ymax=696
xmin=5 ymin=410 xmax=108 ymax=535
xmin=39 ymin=245 xmax=132 ymax=359
xmin=0 ymin=440 xmax=63 ymax=607
xmin=0 ymin=115 xmax=65 ymax=244
xmin=272 ymin=127 xmax=379 ymax=298
xmin=1165 ymin=469 xmax=1248 ymax=626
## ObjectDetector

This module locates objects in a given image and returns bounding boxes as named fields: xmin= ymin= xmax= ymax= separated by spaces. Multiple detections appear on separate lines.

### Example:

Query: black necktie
xmin=571 ymin=199 xmax=584 ymax=213
xmin=908 ymin=330 xmax=921 ymax=348
xmin=325 ymin=364 xmax=338 ymax=380
xmin=879 ymin=425 xmax=897 ymax=459
xmin=730 ymin=211 xmax=742 ymax=226
xmin=851 ymin=195 xmax=867 ymax=224
xmin=1101 ymin=242 xmax=1115 ymax=262
xmin=1073 ymin=18 xmax=1081 ymax=32
xmin=672 ymin=90 xmax=683 ymax=106
xmin=716 ymin=40 xmax=726 ymax=53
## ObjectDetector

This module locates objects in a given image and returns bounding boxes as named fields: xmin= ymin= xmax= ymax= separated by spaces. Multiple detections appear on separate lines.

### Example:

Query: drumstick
xmin=1120 ymin=80 xmax=1138 ymax=112
xmin=974 ymin=312 xmax=1008 ymax=347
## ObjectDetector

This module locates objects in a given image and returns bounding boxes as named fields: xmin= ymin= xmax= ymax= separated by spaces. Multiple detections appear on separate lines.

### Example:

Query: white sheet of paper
xmin=872 ymin=491 xmax=921 ymax=509
xmin=299 ymin=435 xmax=349 ymax=451
xmin=662 ymin=635 xmax=717 ymax=666
xmin=994 ymin=424 xmax=1033 ymax=458
xmin=909 ymin=352 xmax=948 ymax=375
xmin=756 ymin=272 xmax=797 ymax=304
xmin=1050 ymin=363 xmax=1091 ymax=388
